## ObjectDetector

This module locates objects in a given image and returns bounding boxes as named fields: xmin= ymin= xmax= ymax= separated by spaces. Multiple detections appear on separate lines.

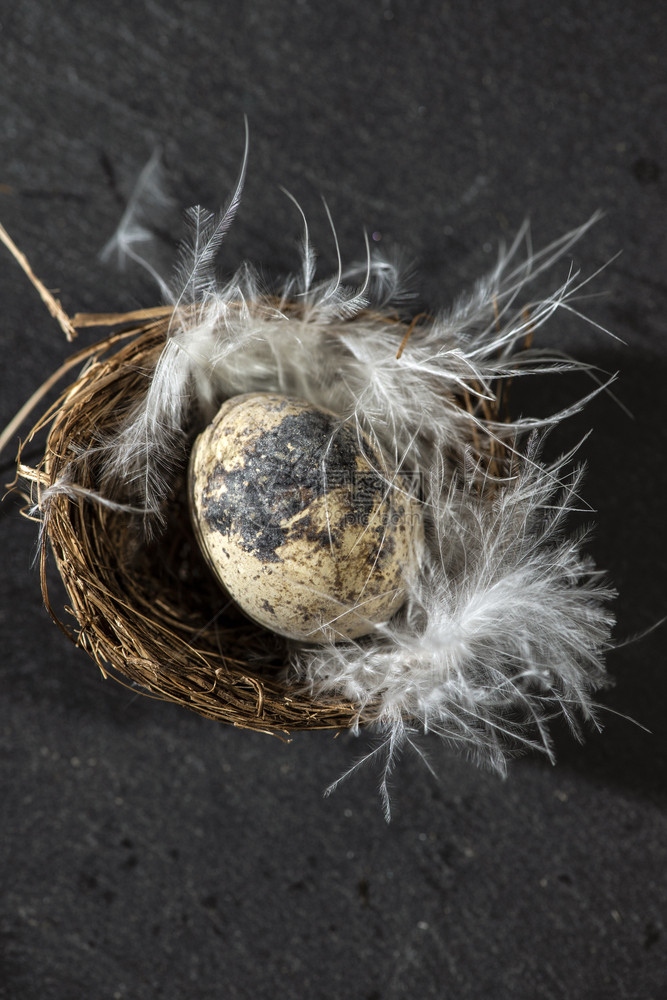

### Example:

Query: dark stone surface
xmin=1 ymin=1 xmax=666 ymax=998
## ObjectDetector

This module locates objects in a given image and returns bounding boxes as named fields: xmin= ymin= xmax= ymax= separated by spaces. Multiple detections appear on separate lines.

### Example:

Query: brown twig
xmin=0 ymin=221 xmax=77 ymax=341
xmin=395 ymin=312 xmax=429 ymax=360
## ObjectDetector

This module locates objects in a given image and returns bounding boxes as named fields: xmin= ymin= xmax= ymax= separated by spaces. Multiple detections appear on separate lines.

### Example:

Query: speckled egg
xmin=188 ymin=392 xmax=423 ymax=642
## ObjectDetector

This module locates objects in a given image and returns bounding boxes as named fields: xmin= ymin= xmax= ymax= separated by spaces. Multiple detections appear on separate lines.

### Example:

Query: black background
xmin=1 ymin=2 xmax=665 ymax=998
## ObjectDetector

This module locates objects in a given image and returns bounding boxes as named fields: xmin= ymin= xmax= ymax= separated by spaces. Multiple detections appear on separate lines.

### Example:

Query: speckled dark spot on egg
xmin=200 ymin=408 xmax=387 ymax=563
xmin=290 ymin=510 xmax=345 ymax=551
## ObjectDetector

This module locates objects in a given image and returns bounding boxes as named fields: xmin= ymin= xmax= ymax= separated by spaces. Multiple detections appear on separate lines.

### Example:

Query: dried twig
xmin=0 ymin=221 xmax=77 ymax=341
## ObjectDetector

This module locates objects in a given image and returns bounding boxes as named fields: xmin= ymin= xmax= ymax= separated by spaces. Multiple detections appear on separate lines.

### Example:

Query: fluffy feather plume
xmin=305 ymin=443 xmax=614 ymax=817
xmin=100 ymin=147 xmax=177 ymax=299
xmin=40 ymin=145 xmax=616 ymax=810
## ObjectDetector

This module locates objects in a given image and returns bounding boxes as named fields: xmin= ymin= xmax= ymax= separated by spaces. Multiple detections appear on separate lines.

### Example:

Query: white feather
xmin=100 ymin=147 xmax=176 ymax=300
xmin=298 ymin=442 xmax=614 ymax=816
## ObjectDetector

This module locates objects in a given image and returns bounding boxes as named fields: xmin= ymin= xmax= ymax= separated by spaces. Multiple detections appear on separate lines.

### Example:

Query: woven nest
xmin=15 ymin=305 xmax=507 ymax=737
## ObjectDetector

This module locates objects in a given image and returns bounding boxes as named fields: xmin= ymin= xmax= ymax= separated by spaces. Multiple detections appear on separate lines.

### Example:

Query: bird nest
xmin=3 ymin=208 xmax=615 ymax=798
xmin=12 ymin=303 xmax=507 ymax=736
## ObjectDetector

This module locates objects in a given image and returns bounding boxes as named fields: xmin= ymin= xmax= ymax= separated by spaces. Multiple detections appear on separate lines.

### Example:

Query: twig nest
xmin=188 ymin=392 xmax=424 ymax=642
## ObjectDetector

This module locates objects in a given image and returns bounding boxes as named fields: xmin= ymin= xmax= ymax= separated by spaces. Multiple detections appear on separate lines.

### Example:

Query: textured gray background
xmin=1 ymin=2 xmax=665 ymax=998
